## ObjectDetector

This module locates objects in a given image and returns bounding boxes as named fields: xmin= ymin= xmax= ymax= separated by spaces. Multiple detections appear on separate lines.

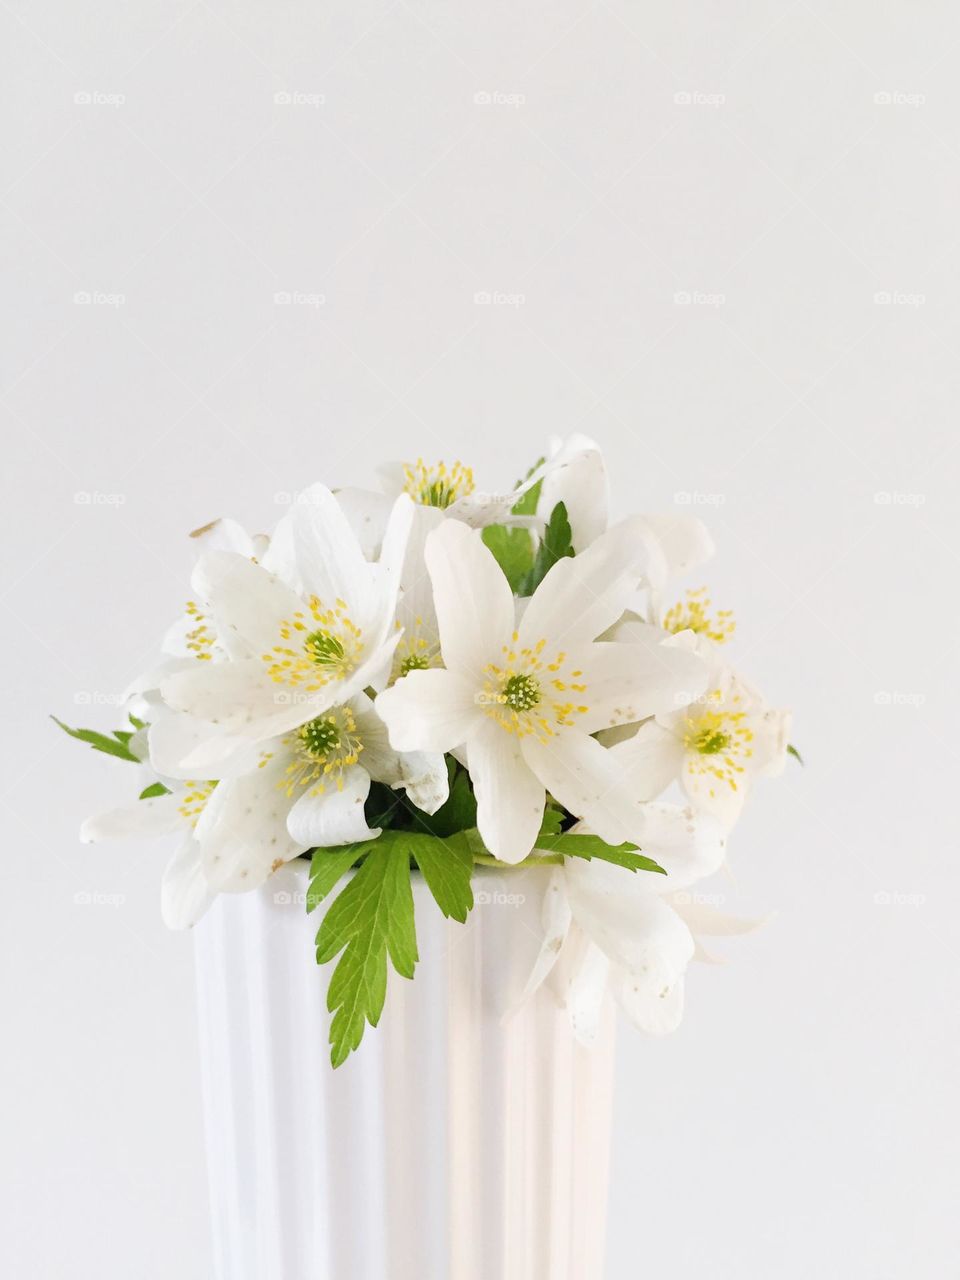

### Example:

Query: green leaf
xmin=787 ymin=743 xmax=804 ymax=766
xmin=139 ymin=782 xmax=170 ymax=800
xmin=51 ymin=716 xmax=140 ymax=763
xmin=538 ymin=831 xmax=666 ymax=875
xmin=403 ymin=830 xmax=474 ymax=922
xmin=511 ymin=456 xmax=545 ymax=516
xmin=538 ymin=803 xmax=564 ymax=839
xmin=128 ymin=714 xmax=146 ymax=731
xmin=517 ymin=501 xmax=574 ymax=596
xmin=411 ymin=763 xmax=477 ymax=838
xmin=481 ymin=523 xmax=535 ymax=592
xmin=306 ymin=843 xmax=369 ymax=913
xmin=314 ymin=840 xmax=418 ymax=1067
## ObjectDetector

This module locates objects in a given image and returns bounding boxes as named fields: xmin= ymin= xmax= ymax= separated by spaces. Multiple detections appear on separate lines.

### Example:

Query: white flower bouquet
xmin=58 ymin=437 xmax=794 ymax=1066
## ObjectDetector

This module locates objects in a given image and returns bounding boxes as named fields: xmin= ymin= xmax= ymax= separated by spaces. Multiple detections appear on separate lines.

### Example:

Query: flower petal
xmin=507 ymin=867 xmax=572 ymax=1013
xmin=616 ymin=967 xmax=686 ymax=1036
xmin=161 ymin=836 xmax=216 ymax=930
xmin=192 ymin=551 xmax=304 ymax=659
xmin=425 ymin=519 xmax=515 ymax=675
xmin=627 ymin=803 xmax=727 ymax=888
xmin=535 ymin=434 xmax=608 ymax=552
xmin=669 ymin=896 xmax=768 ymax=937
xmin=564 ymin=859 xmax=693 ymax=1035
xmin=334 ymin=486 xmax=394 ymax=559
xmin=470 ymin=720 xmax=545 ymax=863
xmin=80 ymin=794 xmax=183 ymax=842
xmin=286 ymin=764 xmax=379 ymax=847
xmin=561 ymin=932 xmax=612 ymax=1047
xmin=194 ymin=753 xmax=305 ymax=893
xmin=161 ymin=660 xmax=333 ymax=747
xmin=572 ymin=637 xmax=708 ymax=733
xmin=148 ymin=712 xmax=264 ymax=781
xmin=638 ymin=514 xmax=714 ymax=578
xmin=518 ymin=516 xmax=666 ymax=649
xmin=606 ymin=719 xmax=685 ymax=801
xmin=682 ymin=759 xmax=747 ymax=830
xmin=520 ymin=730 xmax=637 ymax=847
xmin=376 ymin=667 xmax=481 ymax=753
xmin=351 ymin=693 xmax=449 ymax=814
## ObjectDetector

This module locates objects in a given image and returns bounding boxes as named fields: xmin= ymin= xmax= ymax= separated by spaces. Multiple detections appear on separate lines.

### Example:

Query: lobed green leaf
xmin=51 ymin=716 xmax=140 ymax=763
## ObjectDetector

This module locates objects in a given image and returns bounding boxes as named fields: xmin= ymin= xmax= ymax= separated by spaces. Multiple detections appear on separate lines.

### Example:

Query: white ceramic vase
xmin=193 ymin=859 xmax=616 ymax=1280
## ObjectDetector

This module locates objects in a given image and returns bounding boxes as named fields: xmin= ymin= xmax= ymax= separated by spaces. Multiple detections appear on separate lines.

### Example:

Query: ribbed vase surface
xmin=194 ymin=860 xmax=616 ymax=1280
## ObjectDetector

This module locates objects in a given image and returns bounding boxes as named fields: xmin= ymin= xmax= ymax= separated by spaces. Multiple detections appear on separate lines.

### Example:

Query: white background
xmin=3 ymin=1 xmax=959 ymax=1276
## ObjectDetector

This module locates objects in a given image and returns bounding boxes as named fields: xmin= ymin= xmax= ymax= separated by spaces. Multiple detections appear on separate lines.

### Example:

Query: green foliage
xmin=538 ymin=803 xmax=565 ymax=839
xmin=401 ymin=830 xmax=474 ymax=922
xmin=315 ymin=839 xmax=418 ymax=1068
xmin=517 ymin=501 xmax=574 ymax=596
xmin=786 ymin=743 xmax=804 ymax=766
xmin=138 ymin=782 xmax=170 ymax=800
xmin=536 ymin=831 xmax=666 ymax=875
xmin=409 ymin=762 xmax=477 ymax=838
xmin=52 ymin=716 xmax=140 ymax=763
xmin=511 ymin=458 xmax=545 ymax=516
xmin=481 ymin=524 xmax=535 ymax=592
xmin=306 ymin=844 xmax=368 ymax=913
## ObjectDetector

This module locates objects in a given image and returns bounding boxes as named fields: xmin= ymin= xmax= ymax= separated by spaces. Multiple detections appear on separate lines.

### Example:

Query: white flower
xmin=157 ymin=485 xmax=414 ymax=773
xmin=184 ymin=692 xmax=447 ymax=893
xmin=608 ymin=619 xmax=791 ymax=830
xmin=532 ymin=433 xmax=609 ymax=551
xmin=517 ymin=810 xmax=761 ymax=1044
xmin=81 ymin=775 xmax=222 ymax=930
xmin=531 ymin=436 xmax=715 ymax=603
xmin=375 ymin=518 xmax=708 ymax=862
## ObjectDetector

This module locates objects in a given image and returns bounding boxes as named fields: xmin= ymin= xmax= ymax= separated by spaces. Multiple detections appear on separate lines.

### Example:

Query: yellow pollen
xmin=184 ymin=601 xmax=215 ymax=660
xmin=663 ymin=588 xmax=736 ymax=645
xmin=480 ymin=639 xmax=590 ymax=741
xmin=177 ymin=779 xmax=216 ymax=827
xmin=260 ymin=595 xmax=363 ymax=692
xmin=279 ymin=707 xmax=364 ymax=799
xmin=402 ymin=458 xmax=475 ymax=509
xmin=681 ymin=691 xmax=754 ymax=793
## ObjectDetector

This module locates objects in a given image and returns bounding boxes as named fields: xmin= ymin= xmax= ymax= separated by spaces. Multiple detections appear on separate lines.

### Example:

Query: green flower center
xmin=400 ymin=652 xmax=431 ymax=675
xmin=503 ymin=673 xmax=541 ymax=712
xmin=694 ymin=727 xmax=730 ymax=756
xmin=298 ymin=717 xmax=341 ymax=757
xmin=305 ymin=629 xmax=345 ymax=667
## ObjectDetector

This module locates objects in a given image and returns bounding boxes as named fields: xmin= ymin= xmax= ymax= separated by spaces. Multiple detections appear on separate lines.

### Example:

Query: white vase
xmin=193 ymin=859 xmax=616 ymax=1280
